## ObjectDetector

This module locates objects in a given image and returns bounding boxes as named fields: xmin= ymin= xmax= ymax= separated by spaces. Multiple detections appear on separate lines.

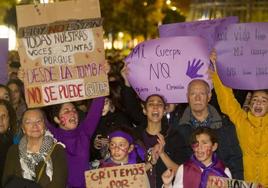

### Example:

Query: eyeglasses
xmin=23 ymin=119 xmax=44 ymax=126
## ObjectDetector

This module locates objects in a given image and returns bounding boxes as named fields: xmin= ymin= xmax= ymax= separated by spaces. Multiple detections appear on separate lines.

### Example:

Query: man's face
xmin=187 ymin=80 xmax=211 ymax=114
xmin=249 ymin=91 xmax=268 ymax=117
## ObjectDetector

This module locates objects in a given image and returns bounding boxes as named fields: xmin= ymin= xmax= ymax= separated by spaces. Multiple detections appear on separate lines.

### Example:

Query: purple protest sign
xmin=215 ymin=23 xmax=268 ymax=90
xmin=159 ymin=16 xmax=238 ymax=51
xmin=125 ymin=36 xmax=211 ymax=103
xmin=0 ymin=38 xmax=9 ymax=84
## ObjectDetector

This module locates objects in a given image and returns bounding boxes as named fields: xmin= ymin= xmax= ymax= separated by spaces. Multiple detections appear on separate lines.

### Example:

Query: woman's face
xmin=8 ymin=83 xmax=21 ymax=105
xmin=22 ymin=109 xmax=45 ymax=139
xmin=58 ymin=103 xmax=79 ymax=130
xmin=0 ymin=105 xmax=10 ymax=134
xmin=144 ymin=95 xmax=165 ymax=123
xmin=0 ymin=87 xmax=10 ymax=101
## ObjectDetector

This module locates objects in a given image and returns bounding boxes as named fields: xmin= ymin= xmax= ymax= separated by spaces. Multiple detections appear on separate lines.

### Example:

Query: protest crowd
xmin=0 ymin=1 xmax=268 ymax=188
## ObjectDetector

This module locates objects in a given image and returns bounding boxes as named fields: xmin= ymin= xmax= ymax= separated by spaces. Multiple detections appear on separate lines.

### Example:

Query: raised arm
xmin=80 ymin=97 xmax=104 ymax=137
xmin=212 ymin=72 xmax=247 ymax=128
xmin=210 ymin=50 xmax=247 ymax=128
xmin=153 ymin=134 xmax=179 ymax=172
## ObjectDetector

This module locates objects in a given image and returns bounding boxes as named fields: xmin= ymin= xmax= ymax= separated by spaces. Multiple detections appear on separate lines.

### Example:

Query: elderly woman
xmin=2 ymin=108 xmax=68 ymax=188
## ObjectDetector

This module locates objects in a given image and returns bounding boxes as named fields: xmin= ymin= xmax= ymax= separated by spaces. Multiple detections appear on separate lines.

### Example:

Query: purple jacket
xmin=47 ymin=97 xmax=104 ymax=188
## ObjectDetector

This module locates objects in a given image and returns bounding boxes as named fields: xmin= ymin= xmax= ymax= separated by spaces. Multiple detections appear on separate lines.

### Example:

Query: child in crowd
xmin=91 ymin=81 xmax=132 ymax=161
xmin=162 ymin=127 xmax=231 ymax=188
xmin=90 ymin=127 xmax=145 ymax=169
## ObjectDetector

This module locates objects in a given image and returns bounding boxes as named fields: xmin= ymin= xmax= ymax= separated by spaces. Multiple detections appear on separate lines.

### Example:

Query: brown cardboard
xmin=85 ymin=163 xmax=150 ymax=188
xmin=16 ymin=0 xmax=109 ymax=107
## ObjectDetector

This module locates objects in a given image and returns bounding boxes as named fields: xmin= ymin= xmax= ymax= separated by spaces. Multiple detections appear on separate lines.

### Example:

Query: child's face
xmin=58 ymin=103 xmax=79 ymax=130
xmin=144 ymin=95 xmax=165 ymax=123
xmin=192 ymin=133 xmax=217 ymax=166
xmin=109 ymin=137 xmax=133 ymax=164
xmin=249 ymin=91 xmax=268 ymax=117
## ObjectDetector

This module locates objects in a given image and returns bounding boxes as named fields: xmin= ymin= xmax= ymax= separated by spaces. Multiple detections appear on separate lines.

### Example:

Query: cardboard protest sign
xmin=125 ymin=36 xmax=211 ymax=103
xmin=159 ymin=16 xmax=238 ymax=51
xmin=16 ymin=0 xmax=109 ymax=108
xmin=85 ymin=163 xmax=150 ymax=188
xmin=0 ymin=38 xmax=9 ymax=84
xmin=207 ymin=176 xmax=264 ymax=188
xmin=214 ymin=23 xmax=268 ymax=90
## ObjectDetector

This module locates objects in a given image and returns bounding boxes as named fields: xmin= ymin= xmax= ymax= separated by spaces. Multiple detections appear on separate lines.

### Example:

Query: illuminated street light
xmin=118 ymin=32 xmax=124 ymax=38
xmin=171 ymin=6 xmax=177 ymax=11
xmin=166 ymin=0 xmax=171 ymax=5
xmin=0 ymin=25 xmax=17 ymax=50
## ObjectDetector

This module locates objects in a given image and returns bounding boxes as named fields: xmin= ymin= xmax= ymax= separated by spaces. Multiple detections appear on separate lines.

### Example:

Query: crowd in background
xmin=0 ymin=50 xmax=267 ymax=188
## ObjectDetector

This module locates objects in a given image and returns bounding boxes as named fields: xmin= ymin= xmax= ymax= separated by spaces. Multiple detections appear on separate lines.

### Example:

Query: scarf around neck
xmin=19 ymin=130 xmax=56 ymax=181
xmin=190 ymin=153 xmax=228 ymax=188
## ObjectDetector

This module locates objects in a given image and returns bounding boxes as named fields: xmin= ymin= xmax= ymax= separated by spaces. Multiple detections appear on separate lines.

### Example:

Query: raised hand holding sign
xmin=125 ymin=36 xmax=211 ymax=103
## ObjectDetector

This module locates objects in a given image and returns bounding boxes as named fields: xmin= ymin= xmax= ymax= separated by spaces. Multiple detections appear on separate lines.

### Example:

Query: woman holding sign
xmin=210 ymin=51 xmax=268 ymax=187
xmin=46 ymin=97 xmax=104 ymax=188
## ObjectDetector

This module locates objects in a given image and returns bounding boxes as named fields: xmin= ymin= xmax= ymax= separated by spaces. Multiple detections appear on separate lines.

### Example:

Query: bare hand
xmin=162 ymin=168 xmax=175 ymax=186
xmin=209 ymin=48 xmax=217 ymax=65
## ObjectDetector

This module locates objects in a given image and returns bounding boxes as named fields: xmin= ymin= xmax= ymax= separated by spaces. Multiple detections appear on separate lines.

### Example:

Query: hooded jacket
xmin=213 ymin=72 xmax=268 ymax=186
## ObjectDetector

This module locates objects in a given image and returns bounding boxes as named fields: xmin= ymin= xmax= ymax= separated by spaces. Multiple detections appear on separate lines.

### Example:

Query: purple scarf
xmin=190 ymin=153 xmax=228 ymax=188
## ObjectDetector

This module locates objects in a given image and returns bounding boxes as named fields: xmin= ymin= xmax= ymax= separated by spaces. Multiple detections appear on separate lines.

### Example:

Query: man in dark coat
xmin=169 ymin=79 xmax=243 ymax=179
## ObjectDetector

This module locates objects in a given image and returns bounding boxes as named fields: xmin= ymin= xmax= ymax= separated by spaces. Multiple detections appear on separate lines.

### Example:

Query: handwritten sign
xmin=16 ymin=0 xmax=109 ymax=107
xmin=159 ymin=16 xmax=238 ymax=51
xmin=85 ymin=163 xmax=150 ymax=188
xmin=125 ymin=36 xmax=211 ymax=103
xmin=0 ymin=38 xmax=9 ymax=84
xmin=215 ymin=23 xmax=268 ymax=90
xmin=207 ymin=176 xmax=264 ymax=188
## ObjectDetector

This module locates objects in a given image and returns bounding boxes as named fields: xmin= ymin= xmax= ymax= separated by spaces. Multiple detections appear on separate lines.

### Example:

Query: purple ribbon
xmin=190 ymin=153 xmax=228 ymax=188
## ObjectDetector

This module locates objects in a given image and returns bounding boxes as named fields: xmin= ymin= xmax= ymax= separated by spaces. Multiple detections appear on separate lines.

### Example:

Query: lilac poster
xmin=125 ymin=36 xmax=211 ymax=103
xmin=215 ymin=23 xmax=268 ymax=90
xmin=0 ymin=38 xmax=9 ymax=84
xmin=159 ymin=16 xmax=238 ymax=51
